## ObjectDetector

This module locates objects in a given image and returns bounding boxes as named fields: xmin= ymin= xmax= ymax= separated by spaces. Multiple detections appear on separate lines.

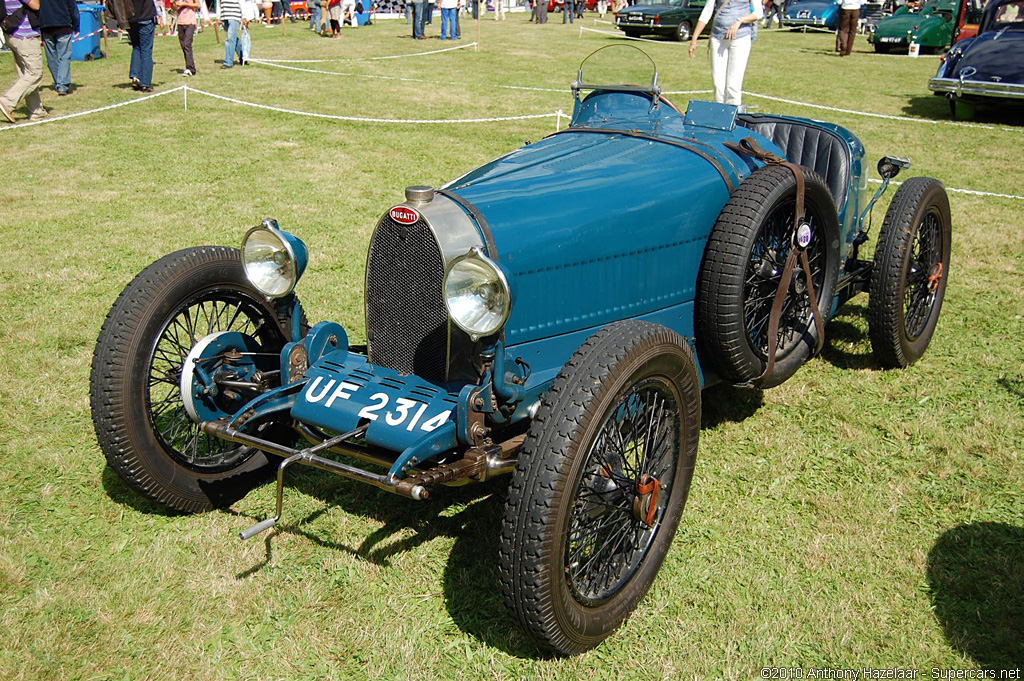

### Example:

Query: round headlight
xmin=444 ymin=248 xmax=511 ymax=341
xmin=241 ymin=220 xmax=308 ymax=298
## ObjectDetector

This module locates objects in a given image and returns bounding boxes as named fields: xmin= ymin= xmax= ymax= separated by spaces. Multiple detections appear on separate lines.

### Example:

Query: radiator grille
xmin=365 ymin=214 xmax=448 ymax=383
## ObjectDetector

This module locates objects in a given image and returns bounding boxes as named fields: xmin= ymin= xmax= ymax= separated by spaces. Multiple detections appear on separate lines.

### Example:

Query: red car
xmin=546 ymin=0 xmax=598 ymax=11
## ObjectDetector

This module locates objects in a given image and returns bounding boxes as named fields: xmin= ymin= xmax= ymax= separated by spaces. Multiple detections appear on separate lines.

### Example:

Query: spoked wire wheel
xmin=91 ymin=247 xmax=302 ymax=513
xmin=901 ymin=209 xmax=944 ymax=341
xmin=147 ymin=290 xmax=284 ymax=473
xmin=566 ymin=378 xmax=680 ymax=606
xmin=698 ymin=164 xmax=840 ymax=387
xmin=869 ymin=177 xmax=951 ymax=368
xmin=743 ymin=195 xmax=829 ymax=362
xmin=499 ymin=321 xmax=700 ymax=655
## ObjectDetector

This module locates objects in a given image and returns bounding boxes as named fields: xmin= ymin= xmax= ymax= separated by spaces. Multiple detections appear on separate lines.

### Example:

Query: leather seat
xmin=737 ymin=115 xmax=850 ymax=209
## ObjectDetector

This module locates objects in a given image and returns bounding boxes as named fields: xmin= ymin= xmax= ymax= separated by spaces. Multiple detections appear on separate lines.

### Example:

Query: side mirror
xmin=877 ymin=155 xmax=911 ymax=180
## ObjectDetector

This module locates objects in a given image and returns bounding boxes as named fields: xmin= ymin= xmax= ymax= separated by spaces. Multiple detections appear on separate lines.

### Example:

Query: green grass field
xmin=1 ymin=16 xmax=1021 ymax=679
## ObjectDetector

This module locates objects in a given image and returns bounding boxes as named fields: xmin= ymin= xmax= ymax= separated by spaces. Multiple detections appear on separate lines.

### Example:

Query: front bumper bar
xmin=929 ymin=76 xmax=1024 ymax=100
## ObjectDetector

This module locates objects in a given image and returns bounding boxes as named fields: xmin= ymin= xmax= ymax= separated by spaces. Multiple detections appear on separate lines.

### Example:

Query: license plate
xmin=881 ymin=36 xmax=901 ymax=42
xmin=628 ymin=13 xmax=643 ymax=21
xmin=798 ymin=10 xmax=809 ymax=17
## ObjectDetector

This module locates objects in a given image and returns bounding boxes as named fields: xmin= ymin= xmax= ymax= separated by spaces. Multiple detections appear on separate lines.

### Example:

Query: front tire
xmin=868 ymin=177 xmax=951 ymax=368
xmin=674 ymin=20 xmax=692 ymax=42
xmin=498 ymin=321 xmax=700 ymax=655
xmin=90 ymin=246 xmax=302 ymax=513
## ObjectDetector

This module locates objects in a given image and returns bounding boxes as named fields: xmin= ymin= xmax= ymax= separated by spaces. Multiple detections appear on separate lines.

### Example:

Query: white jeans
xmin=709 ymin=34 xmax=752 ymax=107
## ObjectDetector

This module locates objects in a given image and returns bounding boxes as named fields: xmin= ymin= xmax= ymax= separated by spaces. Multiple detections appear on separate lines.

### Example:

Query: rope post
xmin=476 ymin=6 xmax=480 ymax=51
xmin=183 ymin=84 xmax=188 ymax=111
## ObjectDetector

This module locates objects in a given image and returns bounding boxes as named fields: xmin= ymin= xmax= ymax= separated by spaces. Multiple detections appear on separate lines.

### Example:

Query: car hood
xmin=953 ymin=32 xmax=1024 ymax=83
xmin=874 ymin=13 xmax=943 ymax=36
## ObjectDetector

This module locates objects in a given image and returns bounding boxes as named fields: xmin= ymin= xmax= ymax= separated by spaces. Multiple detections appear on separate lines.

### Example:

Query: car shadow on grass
xmin=819 ymin=301 xmax=879 ymax=371
xmin=903 ymin=95 xmax=1024 ymax=127
xmin=101 ymin=463 xmax=182 ymax=517
xmin=926 ymin=522 xmax=1024 ymax=669
xmin=230 ymin=469 xmax=545 ymax=656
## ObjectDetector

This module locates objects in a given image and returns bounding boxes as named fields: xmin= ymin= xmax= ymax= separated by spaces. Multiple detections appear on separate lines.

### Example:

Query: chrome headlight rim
xmin=443 ymin=247 xmax=512 ymax=342
xmin=241 ymin=220 xmax=302 ymax=299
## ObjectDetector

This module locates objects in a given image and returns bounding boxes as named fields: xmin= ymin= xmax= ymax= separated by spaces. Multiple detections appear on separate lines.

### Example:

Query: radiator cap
xmin=405 ymin=186 xmax=435 ymax=204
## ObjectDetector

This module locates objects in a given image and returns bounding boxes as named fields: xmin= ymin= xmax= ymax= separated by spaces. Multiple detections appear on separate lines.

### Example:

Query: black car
xmin=615 ymin=0 xmax=708 ymax=40
xmin=929 ymin=0 xmax=1024 ymax=118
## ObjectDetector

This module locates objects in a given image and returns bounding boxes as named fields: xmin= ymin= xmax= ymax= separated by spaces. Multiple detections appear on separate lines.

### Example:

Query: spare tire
xmin=697 ymin=164 xmax=841 ymax=388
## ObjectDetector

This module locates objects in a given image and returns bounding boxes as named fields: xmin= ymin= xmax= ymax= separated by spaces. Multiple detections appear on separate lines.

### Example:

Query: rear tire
xmin=498 ymin=321 xmax=700 ymax=655
xmin=90 ymin=247 xmax=303 ymax=513
xmin=697 ymin=164 xmax=840 ymax=387
xmin=868 ymin=177 xmax=951 ymax=368
xmin=674 ymin=20 xmax=692 ymax=42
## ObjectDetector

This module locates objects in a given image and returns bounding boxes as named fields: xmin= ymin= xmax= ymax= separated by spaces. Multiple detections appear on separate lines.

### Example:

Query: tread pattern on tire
xmin=497 ymin=320 xmax=700 ymax=655
xmin=867 ymin=176 xmax=950 ymax=369
xmin=90 ymin=246 xmax=297 ymax=513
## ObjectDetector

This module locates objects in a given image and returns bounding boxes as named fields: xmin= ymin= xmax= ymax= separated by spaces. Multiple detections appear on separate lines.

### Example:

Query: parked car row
xmin=611 ymin=0 xmax=1020 ymax=120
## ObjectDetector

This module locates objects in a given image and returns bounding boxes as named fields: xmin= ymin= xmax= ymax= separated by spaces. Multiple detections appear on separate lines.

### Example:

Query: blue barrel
xmin=71 ymin=3 xmax=104 ymax=61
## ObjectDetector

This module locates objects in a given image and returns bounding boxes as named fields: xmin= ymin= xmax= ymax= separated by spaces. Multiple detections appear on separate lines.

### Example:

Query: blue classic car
xmin=929 ymin=0 xmax=1024 ymax=118
xmin=90 ymin=47 xmax=951 ymax=655
xmin=784 ymin=0 xmax=841 ymax=29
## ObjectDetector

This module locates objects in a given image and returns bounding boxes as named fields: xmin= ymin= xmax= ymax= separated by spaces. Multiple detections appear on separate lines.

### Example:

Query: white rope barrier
xmin=250 ymin=58 xmax=574 ymax=92
xmin=183 ymin=85 xmax=561 ymax=124
xmin=255 ymin=41 xmax=478 ymax=63
xmin=0 ymin=86 xmax=184 ymax=132
xmin=743 ymin=91 xmax=1024 ymax=134
xmin=869 ymin=178 xmax=1024 ymax=201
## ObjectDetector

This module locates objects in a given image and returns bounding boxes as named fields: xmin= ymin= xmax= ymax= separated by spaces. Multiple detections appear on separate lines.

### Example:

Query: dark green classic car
xmin=868 ymin=0 xmax=958 ymax=52
xmin=615 ymin=0 xmax=708 ymax=41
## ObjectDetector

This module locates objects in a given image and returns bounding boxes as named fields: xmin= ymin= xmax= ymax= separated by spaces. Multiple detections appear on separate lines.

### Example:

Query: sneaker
xmin=131 ymin=76 xmax=140 ymax=88
xmin=28 ymin=111 xmax=49 ymax=121
xmin=57 ymin=90 xmax=69 ymax=96
xmin=139 ymin=86 xmax=154 ymax=93
xmin=181 ymin=68 xmax=193 ymax=76
xmin=0 ymin=100 xmax=14 ymax=123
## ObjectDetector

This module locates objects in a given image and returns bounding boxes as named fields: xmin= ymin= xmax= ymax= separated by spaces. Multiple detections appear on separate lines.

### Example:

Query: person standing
xmin=562 ymin=0 xmax=572 ymax=22
xmin=126 ymin=0 xmax=161 ymax=90
xmin=327 ymin=0 xmax=341 ymax=35
xmin=38 ymin=0 xmax=78 ymax=96
xmin=688 ymin=0 xmax=763 ymax=106
xmin=411 ymin=0 xmax=425 ymax=36
xmin=0 ymin=0 xmax=45 ymax=121
xmin=536 ymin=0 xmax=546 ymax=22
xmin=763 ymin=0 xmax=783 ymax=26
xmin=836 ymin=0 xmax=861 ymax=55
xmin=307 ymin=0 xmax=319 ymax=29
xmin=439 ymin=0 xmax=456 ymax=37
xmin=220 ymin=0 xmax=242 ymax=66
xmin=172 ymin=0 xmax=198 ymax=75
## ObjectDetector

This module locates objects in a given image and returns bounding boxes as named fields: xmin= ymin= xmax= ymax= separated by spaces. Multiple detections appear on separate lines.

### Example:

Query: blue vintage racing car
xmin=91 ymin=47 xmax=952 ymax=655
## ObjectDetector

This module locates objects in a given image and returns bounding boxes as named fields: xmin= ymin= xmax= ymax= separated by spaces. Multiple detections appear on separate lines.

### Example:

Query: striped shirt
xmin=219 ymin=0 xmax=242 ymax=21
xmin=3 ymin=0 xmax=40 ymax=39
